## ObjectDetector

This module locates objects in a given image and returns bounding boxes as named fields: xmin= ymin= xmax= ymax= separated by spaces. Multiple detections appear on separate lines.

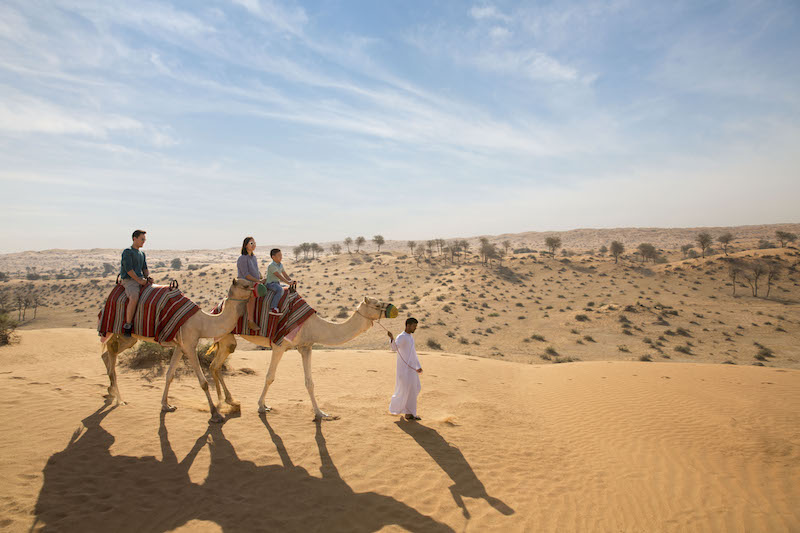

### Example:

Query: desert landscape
xmin=3 ymin=0 xmax=800 ymax=530
xmin=1 ymin=224 xmax=799 ymax=532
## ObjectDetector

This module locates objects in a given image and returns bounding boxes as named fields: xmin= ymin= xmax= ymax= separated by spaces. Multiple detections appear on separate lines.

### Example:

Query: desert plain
xmin=1 ymin=224 xmax=799 ymax=532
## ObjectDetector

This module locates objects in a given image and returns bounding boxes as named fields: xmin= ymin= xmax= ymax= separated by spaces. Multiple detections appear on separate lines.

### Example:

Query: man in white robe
xmin=388 ymin=317 xmax=423 ymax=420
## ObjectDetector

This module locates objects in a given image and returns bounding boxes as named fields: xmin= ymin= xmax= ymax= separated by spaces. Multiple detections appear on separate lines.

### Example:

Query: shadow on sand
xmin=33 ymin=404 xmax=452 ymax=532
xmin=396 ymin=421 xmax=514 ymax=519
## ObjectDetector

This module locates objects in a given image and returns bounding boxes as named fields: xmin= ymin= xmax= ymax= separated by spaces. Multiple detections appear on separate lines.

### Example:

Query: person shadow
xmin=33 ymin=404 xmax=453 ymax=532
xmin=395 ymin=421 xmax=514 ymax=519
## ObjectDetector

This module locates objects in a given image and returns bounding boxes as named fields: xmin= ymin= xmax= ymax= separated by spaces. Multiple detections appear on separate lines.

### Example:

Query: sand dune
xmin=0 ymin=329 xmax=798 ymax=532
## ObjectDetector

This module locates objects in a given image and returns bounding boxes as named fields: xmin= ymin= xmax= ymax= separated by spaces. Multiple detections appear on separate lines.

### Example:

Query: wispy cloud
xmin=469 ymin=5 xmax=512 ymax=23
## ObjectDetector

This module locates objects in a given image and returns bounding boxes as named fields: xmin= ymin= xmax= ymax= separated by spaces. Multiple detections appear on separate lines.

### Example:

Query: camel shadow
xmin=396 ymin=421 xmax=514 ymax=519
xmin=33 ymin=405 xmax=452 ymax=532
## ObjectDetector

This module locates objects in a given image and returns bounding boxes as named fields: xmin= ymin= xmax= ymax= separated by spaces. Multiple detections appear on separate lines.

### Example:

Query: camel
xmin=101 ymin=278 xmax=254 ymax=423
xmin=207 ymin=296 xmax=394 ymax=420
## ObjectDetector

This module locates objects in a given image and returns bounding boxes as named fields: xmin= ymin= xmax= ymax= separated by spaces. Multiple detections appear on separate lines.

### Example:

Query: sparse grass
xmin=530 ymin=334 xmax=546 ymax=342
xmin=583 ymin=335 xmax=595 ymax=343
xmin=545 ymin=346 xmax=558 ymax=356
xmin=639 ymin=354 xmax=652 ymax=362
xmin=575 ymin=314 xmax=590 ymax=322
xmin=426 ymin=338 xmax=443 ymax=350
xmin=674 ymin=345 xmax=692 ymax=355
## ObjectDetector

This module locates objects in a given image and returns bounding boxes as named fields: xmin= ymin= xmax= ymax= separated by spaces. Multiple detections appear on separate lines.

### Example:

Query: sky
xmin=1 ymin=0 xmax=799 ymax=252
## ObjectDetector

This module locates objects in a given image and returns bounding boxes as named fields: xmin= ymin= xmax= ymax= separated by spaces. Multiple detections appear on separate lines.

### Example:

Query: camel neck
xmin=298 ymin=306 xmax=374 ymax=346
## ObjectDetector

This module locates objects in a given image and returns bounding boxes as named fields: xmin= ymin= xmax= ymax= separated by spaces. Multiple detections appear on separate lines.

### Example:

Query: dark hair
xmin=132 ymin=229 xmax=146 ymax=239
xmin=270 ymin=248 xmax=281 ymax=258
xmin=405 ymin=317 xmax=418 ymax=326
xmin=241 ymin=236 xmax=254 ymax=255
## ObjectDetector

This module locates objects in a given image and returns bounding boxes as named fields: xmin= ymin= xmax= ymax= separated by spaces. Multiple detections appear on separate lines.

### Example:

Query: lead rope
xmin=357 ymin=307 xmax=417 ymax=371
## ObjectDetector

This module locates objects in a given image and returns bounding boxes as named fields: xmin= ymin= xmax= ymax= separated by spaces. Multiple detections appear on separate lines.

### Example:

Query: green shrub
xmin=0 ymin=312 xmax=18 ymax=346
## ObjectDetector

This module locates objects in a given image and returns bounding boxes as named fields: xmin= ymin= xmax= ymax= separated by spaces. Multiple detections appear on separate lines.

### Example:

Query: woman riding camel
xmin=237 ymin=236 xmax=262 ymax=331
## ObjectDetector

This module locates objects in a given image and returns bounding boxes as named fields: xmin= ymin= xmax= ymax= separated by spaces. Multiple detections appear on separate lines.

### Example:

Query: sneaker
xmin=269 ymin=307 xmax=281 ymax=316
xmin=122 ymin=324 xmax=132 ymax=337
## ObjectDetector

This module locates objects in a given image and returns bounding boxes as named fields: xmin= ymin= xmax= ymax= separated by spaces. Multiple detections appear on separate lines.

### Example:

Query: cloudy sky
xmin=1 ymin=0 xmax=798 ymax=252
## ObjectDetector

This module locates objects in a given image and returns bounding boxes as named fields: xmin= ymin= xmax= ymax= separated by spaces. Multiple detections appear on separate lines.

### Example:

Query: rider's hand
xmin=417 ymin=368 xmax=423 ymax=374
xmin=387 ymin=331 xmax=394 ymax=341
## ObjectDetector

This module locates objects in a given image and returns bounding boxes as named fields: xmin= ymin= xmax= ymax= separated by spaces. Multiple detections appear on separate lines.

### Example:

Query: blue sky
xmin=1 ymin=0 xmax=798 ymax=252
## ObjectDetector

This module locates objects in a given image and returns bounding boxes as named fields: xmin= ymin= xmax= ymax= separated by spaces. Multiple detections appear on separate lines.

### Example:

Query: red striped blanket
xmin=211 ymin=287 xmax=315 ymax=346
xmin=97 ymin=283 xmax=200 ymax=343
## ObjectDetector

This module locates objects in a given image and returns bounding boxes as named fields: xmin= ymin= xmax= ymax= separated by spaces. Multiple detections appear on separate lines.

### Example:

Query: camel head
xmin=228 ymin=278 xmax=255 ymax=301
xmin=358 ymin=296 xmax=397 ymax=321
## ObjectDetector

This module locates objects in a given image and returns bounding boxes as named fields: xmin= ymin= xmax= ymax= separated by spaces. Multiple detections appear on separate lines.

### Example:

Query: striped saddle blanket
xmin=211 ymin=287 xmax=315 ymax=347
xmin=97 ymin=283 xmax=200 ymax=343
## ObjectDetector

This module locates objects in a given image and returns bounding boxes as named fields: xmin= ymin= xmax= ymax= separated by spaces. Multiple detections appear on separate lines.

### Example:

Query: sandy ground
xmin=0 ymin=328 xmax=798 ymax=532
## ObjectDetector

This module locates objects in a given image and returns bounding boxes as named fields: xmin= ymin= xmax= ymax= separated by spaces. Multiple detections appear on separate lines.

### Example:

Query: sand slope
xmin=0 ymin=329 xmax=798 ymax=532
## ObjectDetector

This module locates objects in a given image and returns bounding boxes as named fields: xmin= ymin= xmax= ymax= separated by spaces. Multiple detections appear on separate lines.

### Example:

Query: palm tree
xmin=372 ymin=235 xmax=385 ymax=252
xmin=344 ymin=237 xmax=353 ymax=253
xmin=355 ymin=236 xmax=366 ymax=252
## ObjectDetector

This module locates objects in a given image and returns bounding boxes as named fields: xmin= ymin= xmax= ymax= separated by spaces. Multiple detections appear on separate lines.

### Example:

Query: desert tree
xmin=426 ymin=240 xmax=435 ymax=257
xmin=765 ymin=261 xmax=782 ymax=298
xmin=775 ymin=231 xmax=797 ymax=248
xmin=293 ymin=246 xmax=302 ymax=259
xmin=459 ymin=240 xmax=471 ymax=262
xmin=300 ymin=242 xmax=311 ymax=259
xmin=696 ymin=232 xmax=713 ymax=258
xmin=502 ymin=240 xmax=511 ymax=256
xmin=311 ymin=242 xmax=323 ymax=258
xmin=171 ymin=258 xmax=182 ymax=270
xmin=544 ymin=236 xmax=562 ymax=257
xmin=742 ymin=260 xmax=766 ymax=297
xmin=407 ymin=241 xmax=416 ymax=255
xmin=479 ymin=240 xmax=499 ymax=265
xmin=726 ymin=259 xmax=743 ymax=296
xmin=637 ymin=243 xmax=657 ymax=263
xmin=372 ymin=235 xmax=385 ymax=252
xmin=330 ymin=243 xmax=342 ymax=255
xmin=599 ymin=245 xmax=608 ymax=255
xmin=344 ymin=237 xmax=353 ymax=253
xmin=102 ymin=262 xmax=115 ymax=277
xmin=680 ymin=244 xmax=692 ymax=258
xmin=610 ymin=241 xmax=624 ymax=264
xmin=355 ymin=236 xmax=366 ymax=253
xmin=717 ymin=233 xmax=734 ymax=255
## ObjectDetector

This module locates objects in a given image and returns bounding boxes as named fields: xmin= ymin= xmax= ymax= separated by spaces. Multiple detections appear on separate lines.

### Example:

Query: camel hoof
xmin=226 ymin=399 xmax=241 ymax=408
xmin=162 ymin=404 xmax=177 ymax=412
xmin=257 ymin=405 xmax=271 ymax=414
xmin=314 ymin=413 xmax=339 ymax=421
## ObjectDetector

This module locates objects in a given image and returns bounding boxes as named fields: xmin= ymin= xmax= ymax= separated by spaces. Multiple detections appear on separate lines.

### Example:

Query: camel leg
xmin=210 ymin=334 xmax=238 ymax=407
xmin=101 ymin=334 xmax=134 ymax=406
xmin=258 ymin=346 xmax=286 ymax=413
xmin=299 ymin=346 xmax=332 ymax=420
xmin=161 ymin=345 xmax=183 ymax=412
xmin=183 ymin=338 xmax=224 ymax=424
